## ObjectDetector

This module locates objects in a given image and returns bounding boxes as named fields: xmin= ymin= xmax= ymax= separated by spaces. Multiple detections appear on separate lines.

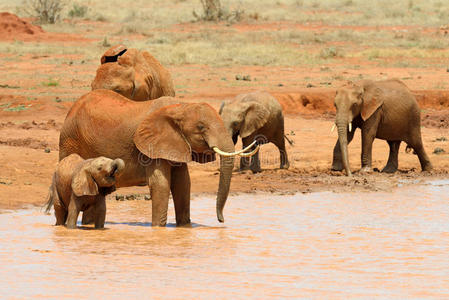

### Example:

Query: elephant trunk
xmin=215 ymin=138 xmax=235 ymax=223
xmin=112 ymin=158 xmax=125 ymax=176
xmin=336 ymin=121 xmax=351 ymax=176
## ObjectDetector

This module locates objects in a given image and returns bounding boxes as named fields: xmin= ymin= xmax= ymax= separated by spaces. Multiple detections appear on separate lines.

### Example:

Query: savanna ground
xmin=1 ymin=0 xmax=449 ymax=210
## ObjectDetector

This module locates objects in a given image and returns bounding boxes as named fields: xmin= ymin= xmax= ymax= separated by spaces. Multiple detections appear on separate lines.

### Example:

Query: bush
xmin=21 ymin=0 xmax=66 ymax=24
xmin=68 ymin=3 xmax=88 ymax=18
xmin=193 ymin=0 xmax=244 ymax=22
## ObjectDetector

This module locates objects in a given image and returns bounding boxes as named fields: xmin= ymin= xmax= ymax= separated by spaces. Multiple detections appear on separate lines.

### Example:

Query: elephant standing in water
xmin=331 ymin=79 xmax=432 ymax=176
xmin=219 ymin=91 xmax=289 ymax=173
xmin=45 ymin=154 xmax=125 ymax=229
xmin=59 ymin=90 xmax=257 ymax=226
xmin=91 ymin=44 xmax=175 ymax=101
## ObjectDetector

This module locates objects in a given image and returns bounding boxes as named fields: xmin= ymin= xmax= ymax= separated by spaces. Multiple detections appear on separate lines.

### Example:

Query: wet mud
xmin=1 ymin=181 xmax=448 ymax=298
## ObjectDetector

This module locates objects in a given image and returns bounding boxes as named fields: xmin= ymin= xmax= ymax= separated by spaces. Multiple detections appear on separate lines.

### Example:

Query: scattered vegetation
xmin=3 ymin=104 xmax=30 ymax=112
xmin=68 ymin=3 xmax=88 ymax=18
xmin=101 ymin=37 xmax=111 ymax=48
xmin=20 ymin=0 xmax=66 ymax=24
xmin=193 ymin=0 xmax=245 ymax=22
xmin=42 ymin=78 xmax=59 ymax=87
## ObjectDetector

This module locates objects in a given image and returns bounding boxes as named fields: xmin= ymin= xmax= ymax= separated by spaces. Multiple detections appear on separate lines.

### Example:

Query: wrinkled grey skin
xmin=331 ymin=79 xmax=432 ymax=176
xmin=219 ymin=91 xmax=289 ymax=173
xmin=45 ymin=154 xmax=125 ymax=229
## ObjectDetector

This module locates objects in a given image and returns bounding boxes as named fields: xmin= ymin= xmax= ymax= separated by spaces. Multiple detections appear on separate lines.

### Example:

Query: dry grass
xmin=1 ymin=0 xmax=448 ymax=69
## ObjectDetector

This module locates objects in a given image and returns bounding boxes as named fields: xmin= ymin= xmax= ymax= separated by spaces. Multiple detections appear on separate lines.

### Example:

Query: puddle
xmin=1 ymin=182 xmax=449 ymax=298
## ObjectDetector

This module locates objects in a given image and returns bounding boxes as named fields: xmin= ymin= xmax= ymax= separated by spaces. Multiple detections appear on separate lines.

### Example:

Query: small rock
xmin=433 ymin=147 xmax=445 ymax=154
xmin=221 ymin=77 xmax=227 ymax=81
xmin=125 ymin=194 xmax=136 ymax=200
xmin=24 ymin=182 xmax=32 ymax=185
xmin=235 ymin=75 xmax=242 ymax=80
xmin=115 ymin=195 xmax=125 ymax=201
xmin=306 ymin=83 xmax=314 ymax=88
xmin=55 ymin=97 xmax=61 ymax=103
xmin=144 ymin=195 xmax=151 ymax=201
xmin=446 ymin=68 xmax=449 ymax=73
xmin=320 ymin=66 xmax=330 ymax=71
xmin=277 ymin=83 xmax=284 ymax=87
xmin=242 ymin=75 xmax=251 ymax=81
xmin=435 ymin=136 xmax=447 ymax=141
xmin=44 ymin=148 xmax=51 ymax=153
xmin=0 ymin=179 xmax=12 ymax=185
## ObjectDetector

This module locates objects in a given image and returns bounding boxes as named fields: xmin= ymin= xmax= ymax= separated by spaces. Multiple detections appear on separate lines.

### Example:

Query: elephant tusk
xmin=212 ymin=140 xmax=258 ymax=156
xmin=238 ymin=140 xmax=257 ymax=154
xmin=331 ymin=123 xmax=336 ymax=132
xmin=348 ymin=122 xmax=352 ymax=132
xmin=237 ymin=145 xmax=260 ymax=157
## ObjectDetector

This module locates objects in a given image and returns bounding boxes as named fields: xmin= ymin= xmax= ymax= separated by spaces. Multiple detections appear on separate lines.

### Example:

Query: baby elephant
xmin=219 ymin=91 xmax=289 ymax=173
xmin=44 ymin=154 xmax=125 ymax=229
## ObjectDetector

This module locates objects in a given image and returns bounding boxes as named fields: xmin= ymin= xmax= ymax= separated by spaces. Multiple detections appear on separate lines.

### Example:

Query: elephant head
xmin=91 ymin=45 xmax=174 ymax=101
xmin=219 ymin=98 xmax=270 ymax=145
xmin=72 ymin=157 xmax=125 ymax=196
xmin=133 ymin=103 xmax=243 ymax=222
xmin=334 ymin=81 xmax=382 ymax=176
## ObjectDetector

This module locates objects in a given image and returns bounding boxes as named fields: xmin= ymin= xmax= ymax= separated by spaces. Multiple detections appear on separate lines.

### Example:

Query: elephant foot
xmin=251 ymin=167 xmax=262 ymax=174
xmin=422 ymin=163 xmax=433 ymax=172
xmin=381 ymin=165 xmax=398 ymax=173
xmin=331 ymin=162 xmax=343 ymax=171
xmin=280 ymin=162 xmax=290 ymax=170
xmin=239 ymin=165 xmax=251 ymax=172
xmin=359 ymin=166 xmax=372 ymax=174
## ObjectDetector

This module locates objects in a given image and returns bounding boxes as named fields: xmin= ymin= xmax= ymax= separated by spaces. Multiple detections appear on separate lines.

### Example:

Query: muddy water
xmin=1 ymin=181 xmax=449 ymax=299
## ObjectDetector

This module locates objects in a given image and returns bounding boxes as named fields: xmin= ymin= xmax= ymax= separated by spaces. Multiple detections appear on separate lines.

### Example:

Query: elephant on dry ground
xmin=44 ymin=154 xmax=125 ymax=229
xmin=219 ymin=91 xmax=289 ymax=173
xmin=331 ymin=79 xmax=432 ymax=176
xmin=59 ymin=90 xmax=257 ymax=226
xmin=91 ymin=44 xmax=175 ymax=101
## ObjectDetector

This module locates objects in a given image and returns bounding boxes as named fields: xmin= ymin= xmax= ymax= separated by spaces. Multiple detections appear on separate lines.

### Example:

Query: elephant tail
xmin=43 ymin=174 xmax=57 ymax=214
xmin=405 ymin=145 xmax=417 ymax=155
xmin=284 ymin=134 xmax=294 ymax=146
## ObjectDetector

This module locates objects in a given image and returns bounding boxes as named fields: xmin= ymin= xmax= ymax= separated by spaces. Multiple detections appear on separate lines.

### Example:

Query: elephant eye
xmin=197 ymin=124 xmax=205 ymax=131
xmin=232 ymin=121 xmax=239 ymax=127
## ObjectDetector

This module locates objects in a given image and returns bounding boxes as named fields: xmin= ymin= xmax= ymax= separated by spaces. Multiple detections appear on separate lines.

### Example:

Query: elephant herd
xmin=45 ymin=44 xmax=432 ymax=229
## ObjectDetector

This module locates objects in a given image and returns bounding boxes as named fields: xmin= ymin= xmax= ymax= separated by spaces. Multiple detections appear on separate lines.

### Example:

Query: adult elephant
xmin=331 ymin=79 xmax=432 ymax=176
xmin=91 ymin=44 xmax=175 ymax=101
xmin=59 ymin=90 xmax=257 ymax=226
xmin=219 ymin=91 xmax=289 ymax=173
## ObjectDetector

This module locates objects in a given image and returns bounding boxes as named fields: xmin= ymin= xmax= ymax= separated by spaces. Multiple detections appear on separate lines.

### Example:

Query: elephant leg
xmin=408 ymin=136 xmax=433 ymax=172
xmin=66 ymin=195 xmax=81 ymax=229
xmin=331 ymin=125 xmax=357 ymax=171
xmin=54 ymin=205 xmax=67 ymax=226
xmin=360 ymin=115 xmax=380 ymax=173
xmin=171 ymin=163 xmax=191 ymax=226
xmin=147 ymin=160 xmax=171 ymax=227
xmin=273 ymin=133 xmax=289 ymax=169
xmin=239 ymin=138 xmax=253 ymax=171
xmin=81 ymin=206 xmax=95 ymax=225
xmin=52 ymin=188 xmax=67 ymax=226
xmin=382 ymin=140 xmax=401 ymax=173
xmin=249 ymin=145 xmax=262 ymax=173
xmin=94 ymin=196 xmax=106 ymax=229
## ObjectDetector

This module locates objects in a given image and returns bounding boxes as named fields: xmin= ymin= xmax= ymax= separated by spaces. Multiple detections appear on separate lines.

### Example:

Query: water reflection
xmin=1 ymin=181 xmax=448 ymax=298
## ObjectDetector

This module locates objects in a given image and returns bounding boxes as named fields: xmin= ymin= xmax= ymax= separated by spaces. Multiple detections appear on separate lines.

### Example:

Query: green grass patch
xmin=42 ymin=78 xmax=59 ymax=87
xmin=3 ymin=104 xmax=30 ymax=112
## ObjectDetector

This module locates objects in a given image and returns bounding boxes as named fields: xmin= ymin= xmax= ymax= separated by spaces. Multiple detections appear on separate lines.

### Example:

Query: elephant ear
xmin=100 ymin=44 xmax=128 ymax=64
xmin=361 ymin=85 xmax=384 ymax=121
xmin=240 ymin=102 xmax=270 ymax=138
xmin=134 ymin=104 xmax=192 ymax=163
xmin=72 ymin=163 xmax=99 ymax=197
